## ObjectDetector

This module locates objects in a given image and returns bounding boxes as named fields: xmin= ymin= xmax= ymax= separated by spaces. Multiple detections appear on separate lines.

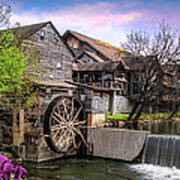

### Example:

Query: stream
xmin=24 ymin=158 xmax=180 ymax=180
xmin=25 ymin=121 xmax=180 ymax=180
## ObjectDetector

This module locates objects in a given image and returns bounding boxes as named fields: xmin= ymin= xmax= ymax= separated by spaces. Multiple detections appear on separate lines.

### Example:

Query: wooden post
xmin=112 ymin=72 xmax=115 ymax=88
xmin=83 ymin=72 xmax=86 ymax=83
xmin=93 ymin=73 xmax=95 ymax=86
xmin=19 ymin=109 xmax=24 ymax=143
xmin=130 ymin=73 xmax=133 ymax=96
xmin=13 ymin=109 xmax=24 ymax=145
xmin=77 ymin=72 xmax=80 ymax=82
xmin=110 ymin=91 xmax=117 ymax=115
xmin=102 ymin=72 xmax=105 ymax=87
xmin=13 ymin=109 xmax=18 ymax=145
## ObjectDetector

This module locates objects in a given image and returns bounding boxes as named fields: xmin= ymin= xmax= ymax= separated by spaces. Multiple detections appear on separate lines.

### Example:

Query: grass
xmin=106 ymin=113 xmax=129 ymax=120
xmin=105 ymin=112 xmax=180 ymax=121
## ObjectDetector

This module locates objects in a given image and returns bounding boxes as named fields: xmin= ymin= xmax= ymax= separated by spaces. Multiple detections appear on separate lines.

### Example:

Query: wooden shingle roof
xmin=69 ymin=30 xmax=130 ymax=62
xmin=39 ymin=81 xmax=76 ymax=88
xmin=0 ymin=21 xmax=50 ymax=39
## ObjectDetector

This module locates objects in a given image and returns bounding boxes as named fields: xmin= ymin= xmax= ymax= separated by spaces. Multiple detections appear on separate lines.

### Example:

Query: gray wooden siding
xmin=30 ymin=23 xmax=73 ymax=82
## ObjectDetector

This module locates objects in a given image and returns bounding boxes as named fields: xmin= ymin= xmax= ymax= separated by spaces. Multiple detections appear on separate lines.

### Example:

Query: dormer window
xmin=40 ymin=30 xmax=45 ymax=40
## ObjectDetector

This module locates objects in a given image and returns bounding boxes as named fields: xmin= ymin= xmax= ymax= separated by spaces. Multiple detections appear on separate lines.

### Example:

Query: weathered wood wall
xmin=27 ymin=23 xmax=73 ymax=82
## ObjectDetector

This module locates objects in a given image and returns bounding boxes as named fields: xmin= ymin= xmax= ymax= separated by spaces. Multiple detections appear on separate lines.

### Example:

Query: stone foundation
xmin=14 ymin=136 xmax=75 ymax=163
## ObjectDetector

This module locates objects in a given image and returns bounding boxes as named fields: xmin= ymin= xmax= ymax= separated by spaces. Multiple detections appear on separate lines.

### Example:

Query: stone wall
xmin=21 ymin=136 xmax=74 ymax=162
xmin=78 ymin=89 xmax=109 ymax=114
xmin=116 ymin=95 xmax=132 ymax=113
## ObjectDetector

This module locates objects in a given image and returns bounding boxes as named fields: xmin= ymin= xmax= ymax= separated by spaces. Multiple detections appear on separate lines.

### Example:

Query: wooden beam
xmin=66 ymin=81 xmax=122 ymax=91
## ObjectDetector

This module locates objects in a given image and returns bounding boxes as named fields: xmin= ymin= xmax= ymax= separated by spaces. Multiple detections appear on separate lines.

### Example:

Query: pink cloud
xmin=11 ymin=2 xmax=141 ymax=29
xmin=10 ymin=2 xmax=142 ymax=45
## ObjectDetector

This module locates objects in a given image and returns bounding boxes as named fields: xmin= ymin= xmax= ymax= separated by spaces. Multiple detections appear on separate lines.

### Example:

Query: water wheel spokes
xmin=44 ymin=96 xmax=88 ymax=153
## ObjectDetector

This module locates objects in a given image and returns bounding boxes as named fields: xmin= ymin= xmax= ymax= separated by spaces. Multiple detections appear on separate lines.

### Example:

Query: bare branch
xmin=0 ymin=2 xmax=12 ymax=28
xmin=122 ymin=21 xmax=180 ymax=124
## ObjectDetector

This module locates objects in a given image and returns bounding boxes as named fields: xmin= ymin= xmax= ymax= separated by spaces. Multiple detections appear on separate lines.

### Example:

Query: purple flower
xmin=14 ymin=165 xmax=27 ymax=180
xmin=0 ymin=154 xmax=14 ymax=180
xmin=0 ymin=153 xmax=27 ymax=180
xmin=0 ymin=162 xmax=14 ymax=180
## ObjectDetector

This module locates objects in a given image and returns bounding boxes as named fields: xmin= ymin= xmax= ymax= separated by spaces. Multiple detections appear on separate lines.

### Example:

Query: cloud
xmin=10 ymin=1 xmax=142 ymax=45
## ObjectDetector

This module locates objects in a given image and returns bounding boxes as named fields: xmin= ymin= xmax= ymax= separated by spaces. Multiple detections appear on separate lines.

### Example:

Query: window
xmin=40 ymin=30 xmax=45 ymax=40
xmin=56 ymin=57 xmax=61 ymax=69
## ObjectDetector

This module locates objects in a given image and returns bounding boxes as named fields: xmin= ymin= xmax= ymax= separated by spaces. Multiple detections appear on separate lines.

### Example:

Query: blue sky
xmin=6 ymin=0 xmax=180 ymax=45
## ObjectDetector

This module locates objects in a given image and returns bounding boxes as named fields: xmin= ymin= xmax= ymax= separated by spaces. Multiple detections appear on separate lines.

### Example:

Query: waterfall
xmin=142 ymin=135 xmax=180 ymax=168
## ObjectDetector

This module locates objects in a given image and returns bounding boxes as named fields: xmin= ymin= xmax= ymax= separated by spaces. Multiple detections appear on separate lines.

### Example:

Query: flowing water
xmin=142 ymin=135 xmax=180 ymax=168
xmin=25 ymin=121 xmax=180 ymax=179
xmin=25 ymin=158 xmax=180 ymax=180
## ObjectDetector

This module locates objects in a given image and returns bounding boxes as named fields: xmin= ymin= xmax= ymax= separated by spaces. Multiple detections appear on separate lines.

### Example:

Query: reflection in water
xmin=25 ymin=158 xmax=180 ymax=180
xmin=25 ymin=159 xmax=140 ymax=180
xmin=137 ymin=121 xmax=180 ymax=135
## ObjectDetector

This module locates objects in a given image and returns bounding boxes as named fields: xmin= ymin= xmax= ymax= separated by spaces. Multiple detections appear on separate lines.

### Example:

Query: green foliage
xmin=0 ymin=30 xmax=40 ymax=109
xmin=0 ymin=30 xmax=26 ymax=93
xmin=106 ymin=113 xmax=129 ymax=120
xmin=106 ymin=112 xmax=180 ymax=120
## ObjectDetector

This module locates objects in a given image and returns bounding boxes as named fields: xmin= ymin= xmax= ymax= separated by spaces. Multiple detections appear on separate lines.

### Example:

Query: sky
xmin=5 ymin=0 xmax=180 ymax=46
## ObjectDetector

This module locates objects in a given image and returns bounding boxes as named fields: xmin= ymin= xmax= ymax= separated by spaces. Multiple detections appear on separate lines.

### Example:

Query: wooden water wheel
xmin=43 ymin=96 xmax=88 ymax=153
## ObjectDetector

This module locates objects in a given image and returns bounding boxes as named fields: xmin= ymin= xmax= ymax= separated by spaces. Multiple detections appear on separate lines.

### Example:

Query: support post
xmin=77 ymin=72 xmax=80 ymax=82
xmin=112 ymin=72 xmax=115 ymax=88
xmin=110 ymin=91 xmax=117 ymax=115
xmin=13 ymin=109 xmax=24 ymax=145
xmin=102 ymin=72 xmax=105 ymax=88
xmin=93 ymin=74 xmax=95 ymax=86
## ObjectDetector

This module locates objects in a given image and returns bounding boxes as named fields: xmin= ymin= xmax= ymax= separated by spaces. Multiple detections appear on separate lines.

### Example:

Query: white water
xmin=130 ymin=164 xmax=180 ymax=180
xmin=142 ymin=135 xmax=180 ymax=168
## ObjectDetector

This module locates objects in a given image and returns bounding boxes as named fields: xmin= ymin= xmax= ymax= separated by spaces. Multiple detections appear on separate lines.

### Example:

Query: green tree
xmin=0 ymin=30 xmax=40 ymax=109
xmin=0 ymin=30 xmax=26 ymax=93
xmin=0 ymin=1 xmax=40 ymax=146
xmin=0 ymin=29 xmax=40 ymax=145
